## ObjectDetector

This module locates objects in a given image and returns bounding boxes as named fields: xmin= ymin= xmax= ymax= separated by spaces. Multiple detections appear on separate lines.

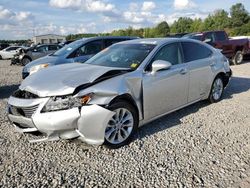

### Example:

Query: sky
xmin=0 ymin=0 xmax=249 ymax=40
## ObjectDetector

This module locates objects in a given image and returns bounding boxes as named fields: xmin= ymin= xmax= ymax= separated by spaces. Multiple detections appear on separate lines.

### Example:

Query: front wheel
xmin=104 ymin=101 xmax=138 ymax=148
xmin=21 ymin=57 xmax=31 ymax=66
xmin=232 ymin=51 xmax=243 ymax=65
xmin=208 ymin=76 xmax=224 ymax=103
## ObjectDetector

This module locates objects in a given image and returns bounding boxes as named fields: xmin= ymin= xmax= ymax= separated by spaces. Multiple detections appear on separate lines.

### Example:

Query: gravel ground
xmin=0 ymin=60 xmax=250 ymax=187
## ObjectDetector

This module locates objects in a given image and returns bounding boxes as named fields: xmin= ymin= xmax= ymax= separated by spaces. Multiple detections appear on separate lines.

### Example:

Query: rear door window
xmin=36 ymin=46 xmax=48 ymax=53
xmin=181 ymin=42 xmax=212 ymax=62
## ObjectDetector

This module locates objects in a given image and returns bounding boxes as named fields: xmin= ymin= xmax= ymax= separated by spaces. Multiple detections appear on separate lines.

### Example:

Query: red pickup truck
xmin=183 ymin=31 xmax=250 ymax=65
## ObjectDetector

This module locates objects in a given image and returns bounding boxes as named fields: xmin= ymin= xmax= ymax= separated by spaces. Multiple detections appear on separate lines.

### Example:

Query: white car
xmin=0 ymin=46 xmax=22 ymax=60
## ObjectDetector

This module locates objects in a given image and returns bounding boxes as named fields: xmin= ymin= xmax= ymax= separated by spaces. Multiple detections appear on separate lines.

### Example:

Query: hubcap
xmin=236 ymin=53 xmax=243 ymax=64
xmin=105 ymin=108 xmax=134 ymax=144
xmin=23 ymin=58 xmax=30 ymax=65
xmin=212 ymin=78 xmax=223 ymax=100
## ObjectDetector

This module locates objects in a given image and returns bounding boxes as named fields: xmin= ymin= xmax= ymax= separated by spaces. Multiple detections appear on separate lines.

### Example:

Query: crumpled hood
xmin=20 ymin=63 xmax=127 ymax=97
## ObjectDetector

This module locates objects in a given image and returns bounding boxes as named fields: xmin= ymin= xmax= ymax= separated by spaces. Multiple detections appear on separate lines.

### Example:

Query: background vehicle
xmin=8 ymin=38 xmax=231 ymax=148
xmin=59 ymin=40 xmax=75 ymax=47
xmin=183 ymin=30 xmax=250 ymax=65
xmin=0 ymin=46 xmax=22 ymax=60
xmin=17 ymin=44 xmax=61 ymax=66
xmin=22 ymin=36 xmax=138 ymax=79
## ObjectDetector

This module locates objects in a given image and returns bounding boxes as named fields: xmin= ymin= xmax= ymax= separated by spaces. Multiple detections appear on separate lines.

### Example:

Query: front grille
xmin=9 ymin=104 xmax=39 ymax=118
xmin=12 ymin=89 xmax=38 ymax=99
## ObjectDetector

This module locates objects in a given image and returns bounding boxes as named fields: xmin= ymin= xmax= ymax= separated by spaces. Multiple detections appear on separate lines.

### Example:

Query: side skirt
xmin=139 ymin=98 xmax=201 ymax=127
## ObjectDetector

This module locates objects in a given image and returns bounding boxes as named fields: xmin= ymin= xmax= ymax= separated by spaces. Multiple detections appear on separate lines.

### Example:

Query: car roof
xmin=117 ymin=38 xmax=202 ymax=46
xmin=77 ymin=36 xmax=139 ymax=42
xmin=5 ymin=46 xmax=22 ymax=49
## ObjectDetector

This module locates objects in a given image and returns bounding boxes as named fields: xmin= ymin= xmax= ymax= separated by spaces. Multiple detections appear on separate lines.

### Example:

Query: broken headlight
xmin=42 ymin=94 xmax=92 ymax=112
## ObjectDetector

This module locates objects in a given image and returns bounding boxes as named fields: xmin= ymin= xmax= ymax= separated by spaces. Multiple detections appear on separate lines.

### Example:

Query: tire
xmin=104 ymin=100 xmax=138 ymax=149
xmin=21 ymin=57 xmax=31 ymax=66
xmin=208 ymin=76 xmax=224 ymax=103
xmin=232 ymin=51 xmax=243 ymax=65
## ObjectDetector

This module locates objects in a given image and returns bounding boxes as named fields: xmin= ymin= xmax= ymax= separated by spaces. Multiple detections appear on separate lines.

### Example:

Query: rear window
xmin=182 ymin=42 xmax=212 ymax=62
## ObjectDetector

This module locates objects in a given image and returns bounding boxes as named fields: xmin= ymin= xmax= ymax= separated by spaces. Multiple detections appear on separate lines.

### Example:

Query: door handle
xmin=180 ymin=68 xmax=188 ymax=75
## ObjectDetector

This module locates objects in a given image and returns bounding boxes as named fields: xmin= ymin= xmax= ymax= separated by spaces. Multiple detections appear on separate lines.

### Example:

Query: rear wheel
xmin=232 ymin=51 xmax=243 ymax=65
xmin=21 ymin=57 xmax=31 ymax=66
xmin=104 ymin=101 xmax=138 ymax=148
xmin=208 ymin=76 xmax=224 ymax=103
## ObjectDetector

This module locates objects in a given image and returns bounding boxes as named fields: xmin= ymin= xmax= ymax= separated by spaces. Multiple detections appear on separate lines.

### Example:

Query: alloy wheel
xmin=105 ymin=108 xmax=134 ymax=145
xmin=236 ymin=53 xmax=243 ymax=64
xmin=212 ymin=78 xmax=223 ymax=101
xmin=22 ymin=58 xmax=31 ymax=65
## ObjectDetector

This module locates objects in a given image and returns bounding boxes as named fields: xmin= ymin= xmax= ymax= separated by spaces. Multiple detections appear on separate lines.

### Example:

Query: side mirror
xmin=151 ymin=60 xmax=172 ymax=74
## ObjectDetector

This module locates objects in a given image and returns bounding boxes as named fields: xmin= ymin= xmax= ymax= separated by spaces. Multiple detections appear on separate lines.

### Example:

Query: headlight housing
xmin=42 ymin=94 xmax=92 ymax=112
xmin=30 ymin=64 xmax=49 ymax=75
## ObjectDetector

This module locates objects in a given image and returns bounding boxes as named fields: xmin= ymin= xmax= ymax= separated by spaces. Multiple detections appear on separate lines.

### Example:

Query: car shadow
xmin=0 ymin=84 xmax=19 ymax=99
xmin=135 ymin=76 xmax=250 ymax=143
xmin=223 ymin=76 xmax=250 ymax=99
xmin=135 ymin=101 xmax=208 ymax=143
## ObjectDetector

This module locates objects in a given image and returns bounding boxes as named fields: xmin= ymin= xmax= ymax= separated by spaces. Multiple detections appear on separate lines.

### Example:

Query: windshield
xmin=52 ymin=39 xmax=85 ymax=56
xmin=85 ymin=43 xmax=156 ymax=69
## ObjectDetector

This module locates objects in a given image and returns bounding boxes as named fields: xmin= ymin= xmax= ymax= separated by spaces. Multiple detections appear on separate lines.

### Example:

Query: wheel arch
xmin=108 ymin=93 xmax=140 ymax=118
xmin=215 ymin=72 xmax=229 ymax=88
xmin=235 ymin=46 xmax=244 ymax=53
xmin=22 ymin=55 xmax=32 ymax=61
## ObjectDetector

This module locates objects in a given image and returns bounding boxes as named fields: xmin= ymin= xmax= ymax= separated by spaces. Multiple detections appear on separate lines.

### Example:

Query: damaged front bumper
xmin=7 ymin=96 xmax=115 ymax=145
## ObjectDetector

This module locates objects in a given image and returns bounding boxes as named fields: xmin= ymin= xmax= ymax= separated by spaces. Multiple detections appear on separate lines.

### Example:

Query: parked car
xmin=11 ymin=46 xmax=32 ymax=65
xmin=0 ymin=43 xmax=9 ymax=50
xmin=0 ymin=46 xmax=22 ymax=59
xmin=59 ymin=40 xmax=75 ymax=47
xmin=182 ymin=30 xmax=250 ymax=65
xmin=7 ymin=38 xmax=232 ymax=148
xmin=14 ymin=44 xmax=61 ymax=66
xmin=22 ymin=36 xmax=138 ymax=79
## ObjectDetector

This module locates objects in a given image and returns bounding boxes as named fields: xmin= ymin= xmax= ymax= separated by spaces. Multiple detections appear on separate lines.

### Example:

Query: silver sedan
xmin=7 ymin=38 xmax=232 ymax=148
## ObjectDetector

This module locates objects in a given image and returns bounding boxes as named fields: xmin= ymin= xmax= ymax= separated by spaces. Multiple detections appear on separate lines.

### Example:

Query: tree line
xmin=1 ymin=3 xmax=249 ymax=44
xmin=67 ymin=3 xmax=250 ymax=40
